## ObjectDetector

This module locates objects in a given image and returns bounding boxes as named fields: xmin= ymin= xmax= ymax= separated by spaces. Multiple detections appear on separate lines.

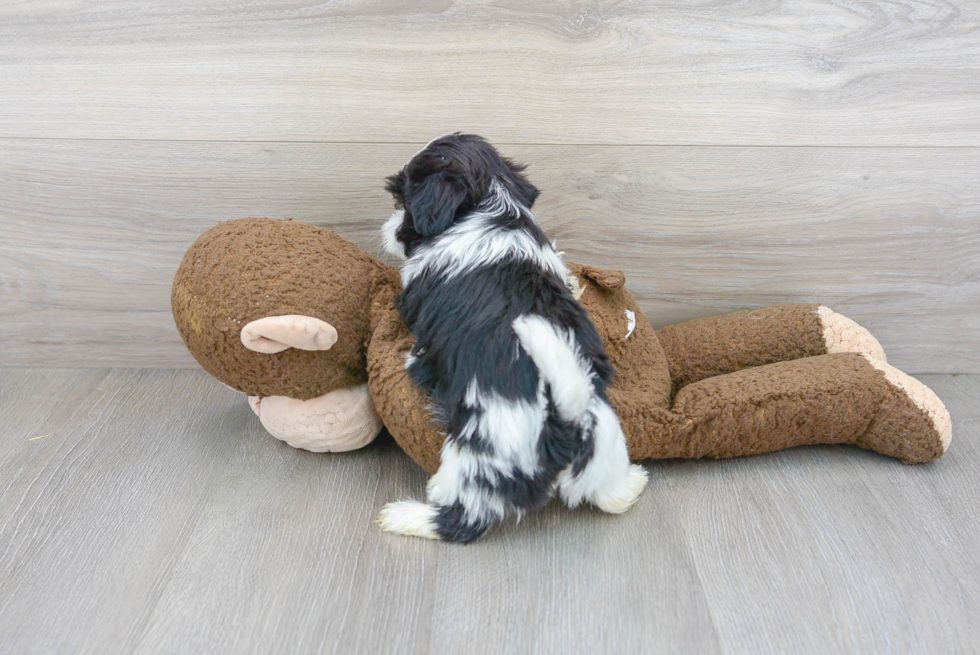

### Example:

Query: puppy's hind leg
xmin=559 ymin=400 xmax=648 ymax=514
xmin=378 ymin=442 xmax=503 ymax=543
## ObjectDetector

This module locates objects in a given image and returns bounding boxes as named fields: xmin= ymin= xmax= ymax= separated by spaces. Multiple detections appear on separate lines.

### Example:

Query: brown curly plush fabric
xmin=172 ymin=218 xmax=390 ymax=399
xmin=366 ymin=279 xmax=443 ymax=473
xmin=656 ymin=305 xmax=827 ymax=390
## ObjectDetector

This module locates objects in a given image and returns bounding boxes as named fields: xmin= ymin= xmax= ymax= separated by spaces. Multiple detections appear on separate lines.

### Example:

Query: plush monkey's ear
xmin=240 ymin=315 xmax=338 ymax=353
xmin=579 ymin=266 xmax=626 ymax=289
xmin=407 ymin=171 xmax=468 ymax=237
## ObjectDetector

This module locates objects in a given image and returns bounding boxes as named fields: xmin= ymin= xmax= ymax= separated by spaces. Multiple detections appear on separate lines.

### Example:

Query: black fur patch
xmin=398 ymin=258 xmax=612 ymax=408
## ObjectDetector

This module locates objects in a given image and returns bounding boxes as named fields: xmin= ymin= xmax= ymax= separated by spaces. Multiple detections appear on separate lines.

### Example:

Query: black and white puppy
xmin=378 ymin=133 xmax=647 ymax=543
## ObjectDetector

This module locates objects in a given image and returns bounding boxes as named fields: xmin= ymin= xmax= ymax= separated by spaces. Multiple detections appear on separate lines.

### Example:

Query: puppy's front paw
xmin=377 ymin=500 xmax=439 ymax=539
xmin=593 ymin=464 xmax=648 ymax=514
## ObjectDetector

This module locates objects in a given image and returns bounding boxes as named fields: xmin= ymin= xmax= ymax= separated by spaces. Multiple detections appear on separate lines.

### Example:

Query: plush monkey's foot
xmin=816 ymin=306 xmax=886 ymax=361
xmin=857 ymin=354 xmax=952 ymax=464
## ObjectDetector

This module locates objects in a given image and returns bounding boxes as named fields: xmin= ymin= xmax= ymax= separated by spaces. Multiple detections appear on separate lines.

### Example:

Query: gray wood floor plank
xmin=421 ymin=463 xmax=723 ymax=655
xmin=664 ymin=375 xmax=980 ymax=655
xmin=0 ymin=369 xmax=103 ymax=459
xmin=1 ymin=370 xmax=977 ymax=654
xmin=1 ymin=1 xmax=978 ymax=145
xmin=0 ymin=369 xmax=249 ymax=655
xmin=3 ymin=140 xmax=977 ymax=373
xmin=857 ymin=376 xmax=980 ymax=634
xmin=131 ymin=428 xmax=439 ymax=655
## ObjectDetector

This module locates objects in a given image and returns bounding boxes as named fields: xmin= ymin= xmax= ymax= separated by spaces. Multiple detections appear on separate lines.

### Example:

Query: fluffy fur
xmin=379 ymin=133 xmax=647 ymax=543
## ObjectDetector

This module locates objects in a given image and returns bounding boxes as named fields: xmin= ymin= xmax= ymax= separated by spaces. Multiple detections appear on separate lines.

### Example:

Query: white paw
xmin=377 ymin=500 xmax=439 ymax=539
xmin=592 ymin=464 xmax=649 ymax=514
xmin=512 ymin=314 xmax=594 ymax=421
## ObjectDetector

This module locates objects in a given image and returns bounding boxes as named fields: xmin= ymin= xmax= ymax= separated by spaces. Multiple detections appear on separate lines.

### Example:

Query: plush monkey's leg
xmin=624 ymin=353 xmax=949 ymax=464
xmin=655 ymin=305 xmax=885 ymax=390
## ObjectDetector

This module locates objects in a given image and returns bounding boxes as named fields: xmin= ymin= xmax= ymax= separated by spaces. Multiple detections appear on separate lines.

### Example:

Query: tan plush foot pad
xmin=248 ymin=384 xmax=383 ymax=452
xmin=816 ymin=306 xmax=886 ymax=361
xmin=859 ymin=354 xmax=951 ymax=463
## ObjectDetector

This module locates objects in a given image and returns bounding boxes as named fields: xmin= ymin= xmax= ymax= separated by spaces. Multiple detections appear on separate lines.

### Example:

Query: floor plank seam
xmin=659 ymin=465 xmax=727 ymax=655
xmin=122 ymin=478 xmax=227 ymax=655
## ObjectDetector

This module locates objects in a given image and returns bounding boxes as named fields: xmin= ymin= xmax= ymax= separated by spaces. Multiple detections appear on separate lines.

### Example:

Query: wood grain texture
xmin=131 ymin=417 xmax=440 ymax=654
xmin=0 ymin=369 xmax=251 ymax=655
xmin=861 ymin=375 xmax=980 ymax=640
xmin=666 ymin=447 xmax=979 ymax=653
xmin=424 ymin=464 xmax=722 ymax=654
xmin=0 ymin=369 xmax=978 ymax=654
xmin=2 ymin=139 xmax=977 ymax=372
xmin=665 ymin=373 xmax=980 ymax=654
xmin=1 ymin=1 xmax=979 ymax=145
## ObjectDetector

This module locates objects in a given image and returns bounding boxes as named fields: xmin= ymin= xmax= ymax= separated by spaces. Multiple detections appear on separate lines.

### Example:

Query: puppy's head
xmin=382 ymin=133 xmax=540 ymax=258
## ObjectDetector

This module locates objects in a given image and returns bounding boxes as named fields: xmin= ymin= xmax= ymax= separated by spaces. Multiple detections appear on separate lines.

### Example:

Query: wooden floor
xmin=1 ymin=368 xmax=977 ymax=654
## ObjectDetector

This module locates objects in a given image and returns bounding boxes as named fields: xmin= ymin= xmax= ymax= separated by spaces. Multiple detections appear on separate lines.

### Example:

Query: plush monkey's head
xmin=171 ymin=217 xmax=395 ymax=400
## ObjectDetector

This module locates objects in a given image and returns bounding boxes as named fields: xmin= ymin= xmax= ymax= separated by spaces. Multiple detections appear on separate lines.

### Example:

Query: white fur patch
xmin=399 ymin=181 xmax=568 ymax=288
xmin=377 ymin=500 xmax=438 ymax=539
xmin=591 ymin=464 xmax=648 ymax=514
xmin=382 ymin=209 xmax=407 ymax=260
xmin=558 ymin=398 xmax=646 ymax=512
xmin=427 ymin=440 xmax=508 ymax=526
xmin=421 ymin=377 xmax=548 ymax=530
xmin=567 ymin=273 xmax=585 ymax=300
xmin=460 ymin=378 xmax=546 ymax=475
xmin=512 ymin=314 xmax=594 ymax=422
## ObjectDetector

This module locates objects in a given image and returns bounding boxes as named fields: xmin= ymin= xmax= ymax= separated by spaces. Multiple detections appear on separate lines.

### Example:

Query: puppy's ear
xmin=503 ymin=159 xmax=540 ymax=208
xmin=513 ymin=176 xmax=540 ymax=208
xmin=407 ymin=171 xmax=467 ymax=237
xmin=384 ymin=172 xmax=406 ymax=208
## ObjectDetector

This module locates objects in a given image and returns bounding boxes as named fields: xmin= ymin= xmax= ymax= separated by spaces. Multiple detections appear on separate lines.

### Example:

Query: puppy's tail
xmin=378 ymin=500 xmax=494 ymax=544
xmin=377 ymin=500 xmax=440 ymax=540
xmin=512 ymin=314 xmax=595 ymax=422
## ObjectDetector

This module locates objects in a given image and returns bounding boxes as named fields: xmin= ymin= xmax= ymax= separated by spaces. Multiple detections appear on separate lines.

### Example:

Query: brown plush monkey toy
xmin=172 ymin=217 xmax=951 ymax=473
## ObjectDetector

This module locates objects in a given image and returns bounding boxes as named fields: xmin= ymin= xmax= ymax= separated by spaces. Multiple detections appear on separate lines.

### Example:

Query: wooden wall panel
xmin=2 ymin=139 xmax=977 ymax=372
xmin=0 ymin=1 xmax=978 ymax=145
